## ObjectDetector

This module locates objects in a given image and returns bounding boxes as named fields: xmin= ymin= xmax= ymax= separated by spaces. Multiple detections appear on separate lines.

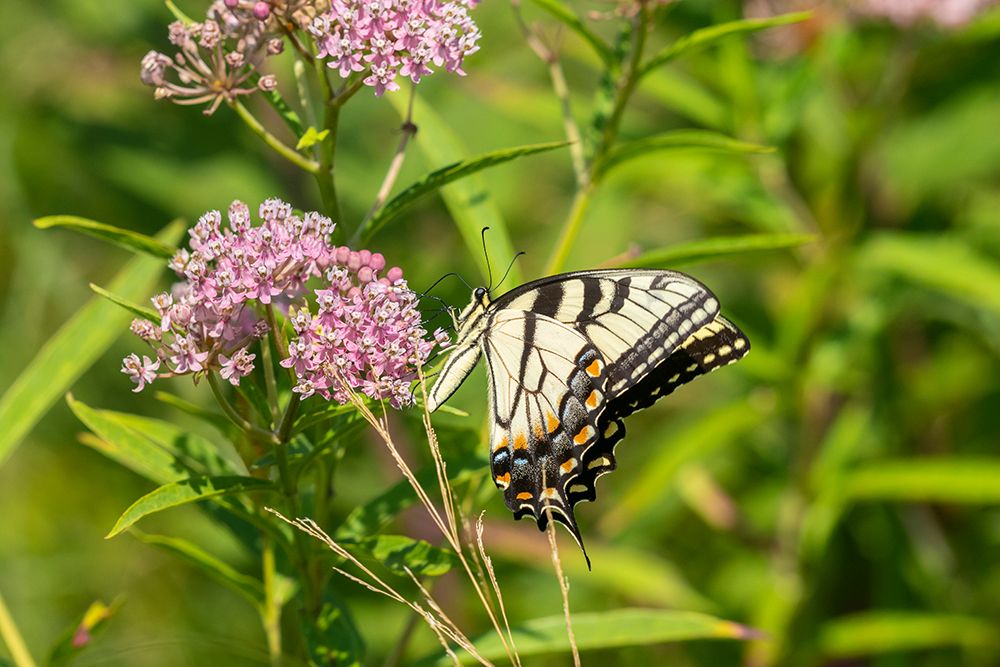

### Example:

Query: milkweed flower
xmin=140 ymin=2 xmax=283 ymax=115
xmin=857 ymin=0 xmax=998 ymax=27
xmin=123 ymin=198 xmax=438 ymax=408
xmin=281 ymin=251 xmax=437 ymax=407
xmin=309 ymin=0 xmax=481 ymax=96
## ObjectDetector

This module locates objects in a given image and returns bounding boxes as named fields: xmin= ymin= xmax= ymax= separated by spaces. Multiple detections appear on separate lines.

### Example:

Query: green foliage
xmin=32 ymin=216 xmax=177 ymax=259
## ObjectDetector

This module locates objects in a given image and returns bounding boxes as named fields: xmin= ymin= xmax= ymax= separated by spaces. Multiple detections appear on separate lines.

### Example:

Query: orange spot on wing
xmin=546 ymin=413 xmax=560 ymax=433
xmin=495 ymin=473 xmax=510 ymax=487
xmin=574 ymin=426 xmax=593 ymax=445
xmin=560 ymin=459 xmax=577 ymax=473
xmin=493 ymin=435 xmax=509 ymax=452
xmin=516 ymin=492 xmax=533 ymax=501
xmin=513 ymin=433 xmax=527 ymax=450
xmin=586 ymin=390 xmax=599 ymax=409
xmin=586 ymin=359 xmax=602 ymax=377
xmin=542 ymin=487 xmax=559 ymax=500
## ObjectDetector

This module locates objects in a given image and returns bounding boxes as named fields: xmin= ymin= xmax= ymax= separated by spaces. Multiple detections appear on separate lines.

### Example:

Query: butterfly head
xmin=449 ymin=286 xmax=492 ymax=339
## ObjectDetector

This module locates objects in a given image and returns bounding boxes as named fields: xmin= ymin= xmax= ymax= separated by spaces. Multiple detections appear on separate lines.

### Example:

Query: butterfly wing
xmin=483 ymin=309 xmax=609 ymax=555
xmin=490 ymin=269 xmax=750 ymax=509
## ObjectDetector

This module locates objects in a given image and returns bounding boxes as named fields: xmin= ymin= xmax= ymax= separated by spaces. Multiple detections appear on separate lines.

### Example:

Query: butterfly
xmin=426 ymin=269 xmax=749 ymax=564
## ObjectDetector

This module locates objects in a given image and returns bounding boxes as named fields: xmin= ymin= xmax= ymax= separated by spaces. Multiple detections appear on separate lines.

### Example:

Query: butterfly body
xmin=427 ymin=269 xmax=749 ymax=560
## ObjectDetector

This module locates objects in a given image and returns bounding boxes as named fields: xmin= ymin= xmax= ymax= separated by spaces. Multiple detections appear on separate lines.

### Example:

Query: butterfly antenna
xmin=495 ymin=251 xmax=526 ymax=292
xmin=421 ymin=272 xmax=461 ymax=297
xmin=481 ymin=226 xmax=494 ymax=291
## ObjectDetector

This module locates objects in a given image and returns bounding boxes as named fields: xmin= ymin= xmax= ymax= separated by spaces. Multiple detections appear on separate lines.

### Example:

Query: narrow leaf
xmin=33 ymin=216 xmax=176 ymax=258
xmin=362 ymin=141 xmax=568 ymax=240
xmin=0 ymin=220 xmax=184 ymax=466
xmin=821 ymin=612 xmax=998 ymax=658
xmin=601 ymin=129 xmax=774 ymax=175
xmin=106 ymin=475 xmax=275 ymax=538
xmin=108 ymin=410 xmax=247 ymax=476
xmin=387 ymin=93 xmax=522 ymax=286
xmin=639 ymin=12 xmax=813 ymax=77
xmin=525 ymin=0 xmax=615 ymax=66
xmin=258 ymin=85 xmax=305 ymax=137
xmin=0 ymin=588 xmax=37 ymax=667
xmin=132 ymin=530 xmax=264 ymax=605
xmin=419 ymin=609 xmax=759 ymax=665
xmin=89 ymin=283 xmax=158 ymax=321
xmin=296 ymin=127 xmax=330 ymax=151
xmin=842 ymin=459 xmax=1000 ymax=504
xmin=858 ymin=233 xmax=1000 ymax=315
xmin=70 ymin=396 xmax=183 ymax=484
xmin=346 ymin=535 xmax=457 ymax=577
xmin=621 ymin=233 xmax=815 ymax=269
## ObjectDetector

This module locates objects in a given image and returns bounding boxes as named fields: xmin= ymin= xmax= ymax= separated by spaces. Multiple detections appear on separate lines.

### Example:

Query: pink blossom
xmin=121 ymin=354 xmax=160 ymax=392
xmin=219 ymin=348 xmax=257 ymax=385
xmin=310 ymin=0 xmax=481 ymax=96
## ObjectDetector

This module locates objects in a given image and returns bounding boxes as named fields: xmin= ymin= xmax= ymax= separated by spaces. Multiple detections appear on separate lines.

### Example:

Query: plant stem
xmin=261 ymin=539 xmax=283 ymax=667
xmin=231 ymin=100 xmax=320 ymax=174
xmin=543 ymin=9 xmax=650 ymax=274
xmin=355 ymin=84 xmax=417 ymax=243
xmin=0 ymin=589 xmax=37 ymax=667
xmin=208 ymin=372 xmax=275 ymax=442
xmin=260 ymin=336 xmax=280 ymax=427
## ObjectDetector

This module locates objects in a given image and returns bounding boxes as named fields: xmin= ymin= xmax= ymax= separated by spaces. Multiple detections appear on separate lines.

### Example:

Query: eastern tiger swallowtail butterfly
xmin=426 ymin=269 xmax=749 ymax=564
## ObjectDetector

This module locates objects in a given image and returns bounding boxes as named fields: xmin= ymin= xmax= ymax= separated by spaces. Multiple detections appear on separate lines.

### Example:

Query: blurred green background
xmin=2 ymin=0 xmax=1000 ymax=665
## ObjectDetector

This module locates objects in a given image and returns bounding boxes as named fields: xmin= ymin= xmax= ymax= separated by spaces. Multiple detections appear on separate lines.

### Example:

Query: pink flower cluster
xmin=122 ymin=198 xmax=441 ymax=409
xmin=140 ymin=1 xmax=283 ymax=115
xmin=281 ymin=255 xmax=442 ymax=408
xmin=309 ymin=0 xmax=481 ymax=95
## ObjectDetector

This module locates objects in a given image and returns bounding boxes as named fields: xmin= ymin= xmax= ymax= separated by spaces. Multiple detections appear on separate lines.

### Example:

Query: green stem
xmin=0 ymin=589 xmax=37 ymax=667
xmin=261 ymin=539 xmax=282 ymax=667
xmin=543 ymin=10 xmax=649 ymax=275
xmin=208 ymin=373 xmax=275 ymax=442
xmin=260 ymin=337 xmax=280 ymax=427
xmin=231 ymin=100 xmax=320 ymax=174
xmin=544 ymin=183 xmax=596 ymax=275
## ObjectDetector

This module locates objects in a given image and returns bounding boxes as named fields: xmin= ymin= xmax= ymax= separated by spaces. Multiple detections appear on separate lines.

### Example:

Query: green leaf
xmin=418 ymin=609 xmax=759 ymax=665
xmin=387 ymin=93 xmax=522 ymax=287
xmin=33 ymin=215 xmax=177 ymax=258
xmin=821 ymin=612 xmax=998 ymax=658
xmin=47 ymin=598 xmax=123 ymax=666
xmin=346 ymin=535 xmax=457 ymax=577
xmin=857 ymin=233 xmax=1000 ymax=315
xmin=303 ymin=595 xmax=365 ymax=667
xmin=622 ymin=233 xmax=815 ymax=268
xmin=600 ymin=130 xmax=774 ymax=175
xmin=639 ymin=12 xmax=813 ymax=78
xmin=69 ymin=396 xmax=185 ymax=484
xmin=0 ymin=220 xmax=184 ymax=467
xmin=525 ymin=0 xmax=614 ymax=66
xmin=0 ymin=588 xmax=37 ymax=667
xmin=259 ymin=85 xmax=306 ymax=137
xmin=335 ymin=456 xmax=487 ymax=541
xmin=841 ymin=459 xmax=1000 ymax=504
xmin=296 ymin=126 xmax=330 ymax=151
xmin=153 ymin=391 xmax=232 ymax=434
xmin=89 ymin=283 xmax=158 ymax=321
xmin=106 ymin=475 xmax=275 ymax=538
xmin=362 ymin=141 xmax=568 ymax=241
xmin=132 ymin=530 xmax=264 ymax=605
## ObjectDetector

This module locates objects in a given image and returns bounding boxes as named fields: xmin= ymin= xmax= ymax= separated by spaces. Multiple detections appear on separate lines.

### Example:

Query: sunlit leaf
xmin=821 ymin=612 xmax=998 ymax=658
xmin=362 ymin=141 xmax=568 ymax=241
xmin=303 ymin=595 xmax=364 ymax=667
xmin=0 ymin=221 xmax=184 ymax=467
xmin=639 ymin=12 xmax=813 ymax=77
xmin=107 ymin=475 xmax=276 ymax=538
xmin=418 ymin=609 xmax=759 ymax=665
xmin=619 ymin=233 xmax=814 ymax=268
xmin=600 ymin=130 xmax=774 ymax=175
xmin=33 ymin=216 xmax=176 ymax=258
xmin=132 ymin=530 xmax=264 ymax=605
xmin=842 ymin=459 xmax=1000 ymax=504
xmin=346 ymin=535 xmax=457 ymax=577
xmin=296 ymin=126 xmax=330 ymax=151
xmin=387 ymin=93 xmax=522 ymax=287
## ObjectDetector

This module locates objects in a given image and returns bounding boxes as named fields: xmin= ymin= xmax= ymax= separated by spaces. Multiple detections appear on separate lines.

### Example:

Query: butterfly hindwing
xmin=483 ymin=309 xmax=609 ymax=550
